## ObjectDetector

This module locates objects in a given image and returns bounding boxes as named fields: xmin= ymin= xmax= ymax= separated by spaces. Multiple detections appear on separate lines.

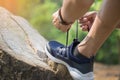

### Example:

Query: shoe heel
xmin=68 ymin=67 xmax=94 ymax=80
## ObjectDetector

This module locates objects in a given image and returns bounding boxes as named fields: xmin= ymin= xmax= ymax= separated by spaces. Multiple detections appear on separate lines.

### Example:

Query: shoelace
xmin=56 ymin=21 xmax=79 ymax=58
xmin=56 ymin=47 xmax=68 ymax=57
xmin=66 ymin=20 xmax=79 ymax=48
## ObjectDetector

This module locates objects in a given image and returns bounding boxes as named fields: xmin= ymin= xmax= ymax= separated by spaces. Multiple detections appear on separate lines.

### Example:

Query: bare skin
xmin=52 ymin=0 xmax=120 ymax=58
xmin=79 ymin=11 xmax=120 ymax=31
xmin=79 ymin=11 xmax=97 ymax=31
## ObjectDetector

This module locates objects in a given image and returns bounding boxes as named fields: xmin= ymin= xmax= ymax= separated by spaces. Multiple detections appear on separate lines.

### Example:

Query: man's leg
xmin=78 ymin=0 xmax=120 ymax=58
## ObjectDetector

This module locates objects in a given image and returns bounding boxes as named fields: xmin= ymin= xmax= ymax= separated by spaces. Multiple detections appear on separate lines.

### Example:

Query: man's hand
xmin=79 ymin=11 xmax=97 ymax=31
xmin=52 ymin=10 xmax=72 ymax=32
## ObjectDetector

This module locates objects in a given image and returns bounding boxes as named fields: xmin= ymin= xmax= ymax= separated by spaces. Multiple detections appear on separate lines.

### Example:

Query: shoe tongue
xmin=69 ymin=39 xmax=80 ymax=47
xmin=69 ymin=39 xmax=80 ymax=51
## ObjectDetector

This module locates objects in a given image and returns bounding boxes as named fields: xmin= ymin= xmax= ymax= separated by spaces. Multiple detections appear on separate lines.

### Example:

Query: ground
xmin=94 ymin=63 xmax=120 ymax=80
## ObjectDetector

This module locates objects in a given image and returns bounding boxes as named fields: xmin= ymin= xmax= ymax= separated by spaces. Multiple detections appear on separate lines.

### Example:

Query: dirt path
xmin=94 ymin=63 xmax=120 ymax=80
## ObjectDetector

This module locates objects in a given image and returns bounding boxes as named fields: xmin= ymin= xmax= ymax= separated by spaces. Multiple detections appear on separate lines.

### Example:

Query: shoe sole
xmin=45 ymin=45 xmax=94 ymax=80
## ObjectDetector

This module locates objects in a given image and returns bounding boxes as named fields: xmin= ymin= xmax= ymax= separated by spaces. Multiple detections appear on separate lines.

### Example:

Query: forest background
xmin=0 ymin=0 xmax=120 ymax=65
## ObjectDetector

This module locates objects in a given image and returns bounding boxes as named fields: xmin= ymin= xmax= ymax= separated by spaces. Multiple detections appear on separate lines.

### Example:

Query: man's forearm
xmin=61 ymin=0 xmax=94 ymax=23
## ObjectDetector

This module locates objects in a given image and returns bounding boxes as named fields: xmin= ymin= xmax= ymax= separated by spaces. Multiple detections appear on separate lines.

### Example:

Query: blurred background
xmin=0 ymin=0 xmax=120 ymax=64
xmin=0 ymin=0 xmax=120 ymax=65
xmin=0 ymin=0 xmax=120 ymax=80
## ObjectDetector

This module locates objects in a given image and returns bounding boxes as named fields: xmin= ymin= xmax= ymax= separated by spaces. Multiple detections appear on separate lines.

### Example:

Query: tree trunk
xmin=0 ymin=7 xmax=73 ymax=80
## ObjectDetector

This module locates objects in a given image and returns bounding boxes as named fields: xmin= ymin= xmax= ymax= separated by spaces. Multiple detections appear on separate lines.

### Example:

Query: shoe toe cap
xmin=46 ymin=41 xmax=64 ymax=53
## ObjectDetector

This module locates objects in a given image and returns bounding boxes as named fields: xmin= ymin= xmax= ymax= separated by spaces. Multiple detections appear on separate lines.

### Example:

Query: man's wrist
xmin=58 ymin=8 xmax=74 ymax=25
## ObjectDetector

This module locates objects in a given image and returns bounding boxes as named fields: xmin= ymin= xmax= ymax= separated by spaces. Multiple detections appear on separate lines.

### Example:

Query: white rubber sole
xmin=45 ymin=45 xmax=94 ymax=80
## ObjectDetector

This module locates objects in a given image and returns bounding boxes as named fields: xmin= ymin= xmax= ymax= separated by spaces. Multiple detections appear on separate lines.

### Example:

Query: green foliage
xmin=21 ymin=0 xmax=120 ymax=64
xmin=18 ymin=0 xmax=41 ymax=19
xmin=90 ymin=0 xmax=102 ymax=11
xmin=29 ymin=0 xmax=60 ymax=40
xmin=96 ymin=30 xmax=120 ymax=64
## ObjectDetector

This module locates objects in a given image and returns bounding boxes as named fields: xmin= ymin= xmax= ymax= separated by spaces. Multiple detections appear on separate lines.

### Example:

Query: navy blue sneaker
xmin=45 ymin=39 xmax=94 ymax=80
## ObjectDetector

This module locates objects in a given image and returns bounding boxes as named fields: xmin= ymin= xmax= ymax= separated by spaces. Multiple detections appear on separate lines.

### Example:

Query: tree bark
xmin=0 ymin=7 xmax=73 ymax=80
